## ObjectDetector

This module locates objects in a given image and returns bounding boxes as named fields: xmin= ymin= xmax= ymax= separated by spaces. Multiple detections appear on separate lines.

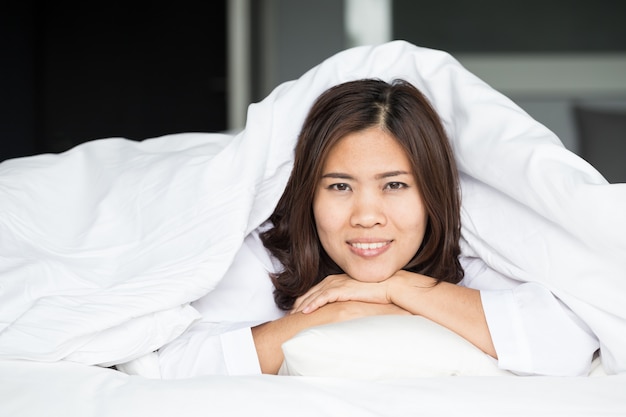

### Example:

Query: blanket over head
xmin=1 ymin=41 xmax=625 ymax=373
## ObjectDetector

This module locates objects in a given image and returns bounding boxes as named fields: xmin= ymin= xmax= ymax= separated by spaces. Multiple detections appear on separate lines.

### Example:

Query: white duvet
xmin=1 ymin=359 xmax=625 ymax=417
xmin=1 ymin=41 xmax=625 ymax=373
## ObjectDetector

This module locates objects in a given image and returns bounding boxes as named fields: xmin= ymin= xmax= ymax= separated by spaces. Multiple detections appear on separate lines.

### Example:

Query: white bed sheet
xmin=1 ymin=360 xmax=625 ymax=417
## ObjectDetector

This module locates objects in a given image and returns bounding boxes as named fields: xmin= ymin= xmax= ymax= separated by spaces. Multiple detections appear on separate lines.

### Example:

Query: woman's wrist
xmin=386 ymin=270 xmax=436 ymax=311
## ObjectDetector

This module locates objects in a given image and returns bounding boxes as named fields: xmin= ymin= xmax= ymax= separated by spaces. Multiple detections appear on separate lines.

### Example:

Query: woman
xmin=254 ymin=78 xmax=498 ymax=373
xmin=158 ymin=79 xmax=598 ymax=378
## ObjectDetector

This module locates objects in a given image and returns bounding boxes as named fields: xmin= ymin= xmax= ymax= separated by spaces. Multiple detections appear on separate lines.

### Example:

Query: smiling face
xmin=313 ymin=126 xmax=428 ymax=283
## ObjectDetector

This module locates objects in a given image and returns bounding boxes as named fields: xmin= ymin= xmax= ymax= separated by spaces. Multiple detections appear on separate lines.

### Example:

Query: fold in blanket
xmin=1 ymin=41 xmax=625 ymax=373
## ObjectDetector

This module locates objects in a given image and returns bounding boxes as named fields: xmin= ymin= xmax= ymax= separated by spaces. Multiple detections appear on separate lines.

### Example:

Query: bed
xmin=1 ymin=41 xmax=625 ymax=417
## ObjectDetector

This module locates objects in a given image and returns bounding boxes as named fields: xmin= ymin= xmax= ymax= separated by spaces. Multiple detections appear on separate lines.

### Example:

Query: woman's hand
xmin=292 ymin=273 xmax=393 ymax=314
xmin=292 ymin=270 xmax=497 ymax=360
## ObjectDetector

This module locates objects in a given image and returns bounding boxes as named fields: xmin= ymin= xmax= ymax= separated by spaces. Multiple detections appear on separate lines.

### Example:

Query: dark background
xmin=394 ymin=0 xmax=626 ymax=53
xmin=1 ymin=2 xmax=227 ymax=162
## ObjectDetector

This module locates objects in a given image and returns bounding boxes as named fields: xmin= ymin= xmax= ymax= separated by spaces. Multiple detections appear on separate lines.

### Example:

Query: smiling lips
xmin=348 ymin=240 xmax=392 ymax=257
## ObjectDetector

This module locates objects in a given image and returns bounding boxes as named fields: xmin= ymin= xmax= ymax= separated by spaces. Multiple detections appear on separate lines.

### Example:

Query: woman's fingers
xmin=292 ymin=274 xmax=346 ymax=312
xmin=293 ymin=275 xmax=390 ymax=314
xmin=293 ymin=288 xmax=332 ymax=314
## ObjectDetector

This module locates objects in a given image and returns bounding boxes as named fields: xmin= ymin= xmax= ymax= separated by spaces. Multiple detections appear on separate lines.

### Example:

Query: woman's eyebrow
xmin=375 ymin=170 xmax=411 ymax=180
xmin=321 ymin=172 xmax=353 ymax=179
xmin=321 ymin=170 xmax=411 ymax=180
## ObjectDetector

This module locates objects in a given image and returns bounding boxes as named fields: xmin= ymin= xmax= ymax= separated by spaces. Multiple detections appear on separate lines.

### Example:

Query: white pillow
xmin=278 ymin=315 xmax=513 ymax=379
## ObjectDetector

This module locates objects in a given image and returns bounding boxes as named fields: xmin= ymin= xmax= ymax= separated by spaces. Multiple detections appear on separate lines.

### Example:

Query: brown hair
xmin=261 ymin=78 xmax=463 ymax=310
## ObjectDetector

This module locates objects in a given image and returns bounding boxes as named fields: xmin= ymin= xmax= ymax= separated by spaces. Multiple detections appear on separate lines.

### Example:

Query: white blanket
xmin=1 ymin=359 xmax=625 ymax=417
xmin=1 ymin=41 xmax=625 ymax=372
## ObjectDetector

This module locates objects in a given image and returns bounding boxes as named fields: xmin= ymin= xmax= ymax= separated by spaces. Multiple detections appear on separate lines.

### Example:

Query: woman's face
xmin=313 ymin=127 xmax=428 ymax=282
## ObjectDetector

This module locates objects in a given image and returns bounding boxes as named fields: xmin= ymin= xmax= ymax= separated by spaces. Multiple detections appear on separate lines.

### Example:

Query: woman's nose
xmin=350 ymin=191 xmax=386 ymax=228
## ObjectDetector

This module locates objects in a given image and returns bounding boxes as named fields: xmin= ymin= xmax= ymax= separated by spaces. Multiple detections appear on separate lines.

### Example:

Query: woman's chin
xmin=346 ymin=269 xmax=393 ymax=283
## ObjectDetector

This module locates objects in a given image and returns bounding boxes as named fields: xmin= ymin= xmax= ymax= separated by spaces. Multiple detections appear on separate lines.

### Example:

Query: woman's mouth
xmin=348 ymin=240 xmax=392 ymax=257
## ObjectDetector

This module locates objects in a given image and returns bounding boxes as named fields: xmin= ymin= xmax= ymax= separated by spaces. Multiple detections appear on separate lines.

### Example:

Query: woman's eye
xmin=329 ymin=183 xmax=351 ymax=191
xmin=385 ymin=182 xmax=407 ymax=190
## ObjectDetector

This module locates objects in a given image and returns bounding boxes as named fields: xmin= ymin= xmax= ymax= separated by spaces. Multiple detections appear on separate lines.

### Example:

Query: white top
xmin=158 ymin=229 xmax=599 ymax=379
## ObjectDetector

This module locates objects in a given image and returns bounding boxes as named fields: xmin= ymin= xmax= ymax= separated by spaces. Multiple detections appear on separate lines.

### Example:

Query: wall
xmin=456 ymin=54 xmax=626 ymax=153
xmin=251 ymin=0 xmax=346 ymax=100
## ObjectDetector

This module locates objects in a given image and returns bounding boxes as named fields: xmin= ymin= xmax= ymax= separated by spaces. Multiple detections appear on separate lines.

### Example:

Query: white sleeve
xmin=461 ymin=258 xmax=599 ymax=376
xmin=158 ymin=322 xmax=262 ymax=378
xmin=157 ymin=226 xmax=285 ymax=378
xmin=481 ymin=285 xmax=599 ymax=376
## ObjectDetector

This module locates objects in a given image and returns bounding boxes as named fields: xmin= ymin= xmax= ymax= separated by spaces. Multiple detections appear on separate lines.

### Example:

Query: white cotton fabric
xmin=0 ymin=41 xmax=624 ymax=373
xmin=462 ymin=257 xmax=598 ymax=375
xmin=157 ymin=232 xmax=597 ymax=378
xmin=157 ymin=230 xmax=284 ymax=378
xmin=1 ymin=359 xmax=625 ymax=417
xmin=480 ymin=287 xmax=598 ymax=376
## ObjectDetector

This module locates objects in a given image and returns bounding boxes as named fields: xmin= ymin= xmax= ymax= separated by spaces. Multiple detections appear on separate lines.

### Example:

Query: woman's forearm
xmin=251 ymin=311 xmax=320 ymax=374
xmin=387 ymin=271 xmax=497 ymax=358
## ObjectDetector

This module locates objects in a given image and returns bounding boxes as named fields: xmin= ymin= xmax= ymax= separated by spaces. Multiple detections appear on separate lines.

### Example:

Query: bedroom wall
xmin=249 ymin=0 xmax=346 ymax=103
